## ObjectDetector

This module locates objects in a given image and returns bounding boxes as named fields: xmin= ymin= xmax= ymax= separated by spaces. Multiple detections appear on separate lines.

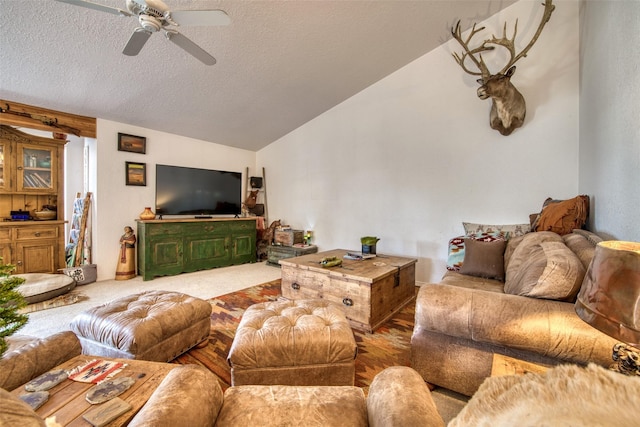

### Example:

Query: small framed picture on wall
xmin=118 ymin=133 xmax=146 ymax=154
xmin=125 ymin=162 xmax=146 ymax=186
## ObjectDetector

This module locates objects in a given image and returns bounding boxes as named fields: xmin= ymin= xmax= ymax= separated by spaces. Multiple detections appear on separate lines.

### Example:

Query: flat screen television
xmin=155 ymin=164 xmax=242 ymax=216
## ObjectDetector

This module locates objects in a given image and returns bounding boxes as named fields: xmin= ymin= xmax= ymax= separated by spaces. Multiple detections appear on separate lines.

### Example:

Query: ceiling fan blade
xmin=123 ymin=28 xmax=152 ymax=56
xmin=55 ymin=0 xmax=132 ymax=16
xmin=164 ymin=31 xmax=216 ymax=65
xmin=170 ymin=10 xmax=230 ymax=27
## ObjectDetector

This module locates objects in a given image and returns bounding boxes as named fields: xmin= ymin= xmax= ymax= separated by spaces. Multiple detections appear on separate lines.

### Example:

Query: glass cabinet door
xmin=17 ymin=144 xmax=56 ymax=193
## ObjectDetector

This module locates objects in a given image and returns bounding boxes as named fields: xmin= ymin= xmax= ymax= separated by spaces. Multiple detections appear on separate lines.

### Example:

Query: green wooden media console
xmin=137 ymin=218 xmax=257 ymax=281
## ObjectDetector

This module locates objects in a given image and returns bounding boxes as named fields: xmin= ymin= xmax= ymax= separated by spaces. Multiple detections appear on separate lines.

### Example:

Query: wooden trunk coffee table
xmin=279 ymin=249 xmax=417 ymax=333
xmin=11 ymin=355 xmax=177 ymax=426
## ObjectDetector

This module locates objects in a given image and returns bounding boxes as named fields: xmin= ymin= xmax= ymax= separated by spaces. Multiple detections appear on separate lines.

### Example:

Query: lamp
xmin=575 ymin=240 xmax=640 ymax=375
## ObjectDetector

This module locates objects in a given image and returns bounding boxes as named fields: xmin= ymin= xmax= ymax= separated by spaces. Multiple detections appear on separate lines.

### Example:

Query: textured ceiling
xmin=0 ymin=0 xmax=514 ymax=151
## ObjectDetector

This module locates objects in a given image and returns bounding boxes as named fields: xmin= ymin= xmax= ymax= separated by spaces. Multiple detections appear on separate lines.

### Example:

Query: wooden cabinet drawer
xmin=15 ymin=226 xmax=58 ymax=240
xmin=0 ymin=228 xmax=11 ymax=241
xmin=184 ymin=223 xmax=226 ymax=235
xmin=227 ymin=221 xmax=255 ymax=232
xmin=147 ymin=223 xmax=182 ymax=236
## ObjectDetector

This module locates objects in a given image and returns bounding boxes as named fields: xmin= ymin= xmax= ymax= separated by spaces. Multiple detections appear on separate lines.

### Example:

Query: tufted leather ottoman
xmin=227 ymin=299 xmax=357 ymax=386
xmin=70 ymin=290 xmax=212 ymax=362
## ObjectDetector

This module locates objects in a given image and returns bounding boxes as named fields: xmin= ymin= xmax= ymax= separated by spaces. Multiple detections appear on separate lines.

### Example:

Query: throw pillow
xmin=446 ymin=236 xmax=465 ymax=271
xmin=446 ymin=233 xmax=505 ymax=272
xmin=562 ymin=231 xmax=602 ymax=270
xmin=459 ymin=238 xmax=506 ymax=281
xmin=532 ymin=195 xmax=589 ymax=235
xmin=463 ymin=222 xmax=530 ymax=237
xmin=505 ymin=240 xmax=586 ymax=301
xmin=505 ymin=231 xmax=563 ymax=285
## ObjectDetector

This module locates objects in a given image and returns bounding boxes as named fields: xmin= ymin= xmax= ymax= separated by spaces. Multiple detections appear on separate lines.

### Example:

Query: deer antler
xmin=451 ymin=21 xmax=493 ymax=80
xmin=451 ymin=0 xmax=555 ymax=78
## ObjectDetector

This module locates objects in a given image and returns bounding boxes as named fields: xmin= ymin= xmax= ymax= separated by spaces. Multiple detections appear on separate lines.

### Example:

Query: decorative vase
xmin=139 ymin=207 xmax=155 ymax=220
xmin=361 ymin=236 xmax=380 ymax=254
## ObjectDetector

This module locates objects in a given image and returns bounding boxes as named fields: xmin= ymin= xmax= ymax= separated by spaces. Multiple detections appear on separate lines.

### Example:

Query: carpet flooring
xmin=173 ymin=279 xmax=414 ymax=393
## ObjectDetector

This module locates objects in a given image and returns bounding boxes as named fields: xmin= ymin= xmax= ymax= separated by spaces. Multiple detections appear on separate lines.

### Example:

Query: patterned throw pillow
xmin=447 ymin=232 xmax=506 ymax=271
xmin=463 ymin=222 xmax=530 ymax=237
xmin=447 ymin=236 xmax=466 ymax=271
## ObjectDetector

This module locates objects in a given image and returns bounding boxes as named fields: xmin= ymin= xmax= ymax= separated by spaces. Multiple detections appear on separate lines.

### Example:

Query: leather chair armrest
xmin=367 ymin=366 xmax=444 ymax=427
xmin=128 ymin=365 xmax=223 ymax=427
xmin=0 ymin=331 xmax=81 ymax=391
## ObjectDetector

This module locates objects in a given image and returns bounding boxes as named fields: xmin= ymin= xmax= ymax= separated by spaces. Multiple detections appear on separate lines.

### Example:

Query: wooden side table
xmin=491 ymin=354 xmax=549 ymax=377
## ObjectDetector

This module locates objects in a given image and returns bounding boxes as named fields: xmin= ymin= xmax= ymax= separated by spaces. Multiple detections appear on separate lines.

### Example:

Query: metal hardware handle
xmin=291 ymin=282 xmax=300 ymax=290
xmin=34 ymin=232 xmax=41 ymax=237
xmin=342 ymin=297 xmax=353 ymax=307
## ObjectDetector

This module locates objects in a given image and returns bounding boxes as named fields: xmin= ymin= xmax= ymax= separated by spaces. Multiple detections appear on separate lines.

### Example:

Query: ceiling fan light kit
xmin=55 ymin=0 xmax=229 ymax=65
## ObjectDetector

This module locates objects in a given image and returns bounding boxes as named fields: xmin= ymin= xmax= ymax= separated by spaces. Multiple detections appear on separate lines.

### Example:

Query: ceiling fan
xmin=56 ymin=0 xmax=230 ymax=65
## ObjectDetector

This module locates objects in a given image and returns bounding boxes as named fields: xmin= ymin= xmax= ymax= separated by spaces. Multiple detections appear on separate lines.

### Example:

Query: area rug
xmin=18 ymin=290 xmax=87 ymax=314
xmin=173 ymin=279 xmax=414 ymax=393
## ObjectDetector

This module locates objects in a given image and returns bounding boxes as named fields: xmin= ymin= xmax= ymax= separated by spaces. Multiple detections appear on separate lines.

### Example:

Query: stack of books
xmin=343 ymin=252 xmax=376 ymax=261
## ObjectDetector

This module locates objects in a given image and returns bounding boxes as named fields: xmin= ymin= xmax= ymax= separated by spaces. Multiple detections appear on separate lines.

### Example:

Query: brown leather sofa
xmin=411 ymin=229 xmax=619 ymax=397
xmin=3 ymin=332 xmax=638 ymax=426
xmin=0 ymin=331 xmax=221 ymax=427
xmin=0 ymin=332 xmax=441 ymax=427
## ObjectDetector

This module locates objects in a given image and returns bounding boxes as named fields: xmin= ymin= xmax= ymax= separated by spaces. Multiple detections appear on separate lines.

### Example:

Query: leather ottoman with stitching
xmin=70 ymin=290 xmax=212 ymax=362
xmin=227 ymin=299 xmax=357 ymax=386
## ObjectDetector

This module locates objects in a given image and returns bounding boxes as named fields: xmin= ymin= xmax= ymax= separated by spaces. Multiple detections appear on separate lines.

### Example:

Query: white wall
xmin=578 ymin=0 xmax=640 ymax=242
xmin=257 ymin=0 xmax=581 ymax=284
xmin=90 ymin=119 xmax=256 ymax=281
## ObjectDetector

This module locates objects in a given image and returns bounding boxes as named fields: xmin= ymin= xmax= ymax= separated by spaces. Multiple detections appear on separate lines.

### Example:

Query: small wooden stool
xmin=228 ymin=299 xmax=357 ymax=386
xmin=70 ymin=291 xmax=211 ymax=362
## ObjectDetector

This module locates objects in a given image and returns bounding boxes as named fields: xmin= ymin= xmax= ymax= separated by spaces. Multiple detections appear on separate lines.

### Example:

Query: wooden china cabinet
xmin=0 ymin=125 xmax=66 ymax=273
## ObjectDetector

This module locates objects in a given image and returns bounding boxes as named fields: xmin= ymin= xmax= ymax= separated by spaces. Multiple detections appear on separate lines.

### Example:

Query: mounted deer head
xmin=451 ymin=0 xmax=555 ymax=135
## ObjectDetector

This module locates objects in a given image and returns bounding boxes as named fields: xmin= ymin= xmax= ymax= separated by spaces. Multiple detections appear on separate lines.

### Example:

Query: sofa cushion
xmin=217 ymin=385 xmax=367 ymax=427
xmin=441 ymin=271 xmax=505 ymax=293
xmin=463 ymin=222 xmax=530 ymax=237
xmin=128 ymin=365 xmax=223 ymax=427
xmin=414 ymin=283 xmax=617 ymax=361
xmin=0 ymin=331 xmax=82 ymax=392
xmin=505 ymin=231 xmax=562 ymax=286
xmin=0 ymin=388 xmax=44 ymax=427
xmin=460 ymin=238 xmax=506 ymax=281
xmin=505 ymin=240 xmax=586 ymax=301
xmin=503 ymin=234 xmax=525 ymax=269
xmin=563 ymin=230 xmax=602 ymax=269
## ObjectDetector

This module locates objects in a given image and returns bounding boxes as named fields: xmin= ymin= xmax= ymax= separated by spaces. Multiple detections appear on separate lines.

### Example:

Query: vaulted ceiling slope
xmin=0 ymin=0 xmax=514 ymax=151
